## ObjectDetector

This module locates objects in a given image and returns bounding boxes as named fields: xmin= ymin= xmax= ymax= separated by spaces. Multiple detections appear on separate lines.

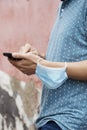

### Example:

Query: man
xmin=9 ymin=0 xmax=87 ymax=129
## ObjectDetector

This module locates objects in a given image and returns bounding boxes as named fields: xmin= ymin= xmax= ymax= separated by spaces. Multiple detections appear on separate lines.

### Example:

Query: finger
xmin=23 ymin=53 xmax=41 ymax=63
xmin=8 ymin=58 xmax=33 ymax=69
xmin=12 ymin=52 xmax=29 ymax=59
xmin=19 ymin=43 xmax=31 ymax=53
xmin=8 ymin=58 xmax=20 ymax=67
xmin=19 ymin=64 xmax=36 ymax=75
xmin=12 ymin=52 xmax=40 ymax=63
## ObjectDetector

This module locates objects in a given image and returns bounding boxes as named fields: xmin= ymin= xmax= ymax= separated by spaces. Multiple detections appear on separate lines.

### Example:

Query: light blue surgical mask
xmin=35 ymin=62 xmax=68 ymax=89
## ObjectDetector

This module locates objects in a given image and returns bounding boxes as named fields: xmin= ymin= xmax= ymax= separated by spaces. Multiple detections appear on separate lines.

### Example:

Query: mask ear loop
xmin=64 ymin=62 xmax=67 ymax=69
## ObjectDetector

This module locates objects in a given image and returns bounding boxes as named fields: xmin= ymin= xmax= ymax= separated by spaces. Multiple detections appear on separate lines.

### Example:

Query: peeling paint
xmin=0 ymin=70 xmax=41 ymax=129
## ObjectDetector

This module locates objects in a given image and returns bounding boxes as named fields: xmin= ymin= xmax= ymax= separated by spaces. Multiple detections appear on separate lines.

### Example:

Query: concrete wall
xmin=0 ymin=0 xmax=59 ymax=81
xmin=0 ymin=1 xmax=61 ymax=129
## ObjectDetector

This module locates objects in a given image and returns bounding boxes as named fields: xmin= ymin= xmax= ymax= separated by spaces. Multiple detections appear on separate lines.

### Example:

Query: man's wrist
xmin=37 ymin=58 xmax=48 ymax=66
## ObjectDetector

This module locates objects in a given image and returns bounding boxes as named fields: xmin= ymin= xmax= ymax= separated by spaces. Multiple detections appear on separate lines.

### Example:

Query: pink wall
xmin=0 ymin=0 xmax=60 ymax=81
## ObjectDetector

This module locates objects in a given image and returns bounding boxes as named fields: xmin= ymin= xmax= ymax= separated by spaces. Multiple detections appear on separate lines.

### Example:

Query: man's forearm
xmin=66 ymin=61 xmax=87 ymax=81
xmin=11 ymin=50 xmax=87 ymax=80
xmin=39 ymin=59 xmax=87 ymax=81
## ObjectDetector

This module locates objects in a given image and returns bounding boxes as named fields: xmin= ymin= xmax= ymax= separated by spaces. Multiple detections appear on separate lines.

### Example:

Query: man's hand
xmin=8 ymin=43 xmax=39 ymax=75
xmin=9 ymin=58 xmax=36 ymax=75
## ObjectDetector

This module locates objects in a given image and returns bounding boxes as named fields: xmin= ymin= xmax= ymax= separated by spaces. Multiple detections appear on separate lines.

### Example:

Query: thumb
xmin=12 ymin=52 xmax=29 ymax=59
xmin=12 ymin=52 xmax=40 ymax=63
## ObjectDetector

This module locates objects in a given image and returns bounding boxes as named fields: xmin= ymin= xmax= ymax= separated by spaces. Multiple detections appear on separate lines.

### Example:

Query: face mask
xmin=35 ymin=62 xmax=68 ymax=89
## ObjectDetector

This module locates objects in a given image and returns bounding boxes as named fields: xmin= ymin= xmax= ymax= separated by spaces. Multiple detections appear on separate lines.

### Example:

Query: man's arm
xmin=12 ymin=52 xmax=87 ymax=81
xmin=39 ymin=59 xmax=87 ymax=81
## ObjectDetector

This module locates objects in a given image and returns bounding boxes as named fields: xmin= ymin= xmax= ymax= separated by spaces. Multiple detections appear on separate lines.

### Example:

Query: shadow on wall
xmin=0 ymin=70 xmax=41 ymax=130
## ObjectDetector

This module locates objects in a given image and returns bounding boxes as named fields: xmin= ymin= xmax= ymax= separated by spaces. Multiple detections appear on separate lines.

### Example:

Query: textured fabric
xmin=38 ymin=121 xmax=62 ymax=130
xmin=35 ymin=0 xmax=87 ymax=130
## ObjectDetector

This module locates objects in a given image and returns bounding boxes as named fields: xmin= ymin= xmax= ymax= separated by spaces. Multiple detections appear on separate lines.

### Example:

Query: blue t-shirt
xmin=35 ymin=0 xmax=87 ymax=130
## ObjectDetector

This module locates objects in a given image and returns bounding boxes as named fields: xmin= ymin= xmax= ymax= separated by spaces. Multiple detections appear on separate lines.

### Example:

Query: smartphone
xmin=3 ymin=52 xmax=22 ymax=61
